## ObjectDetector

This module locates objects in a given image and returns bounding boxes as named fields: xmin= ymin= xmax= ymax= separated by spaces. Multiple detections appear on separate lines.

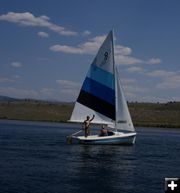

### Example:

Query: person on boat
xmin=99 ymin=125 xmax=108 ymax=137
xmin=83 ymin=115 xmax=95 ymax=137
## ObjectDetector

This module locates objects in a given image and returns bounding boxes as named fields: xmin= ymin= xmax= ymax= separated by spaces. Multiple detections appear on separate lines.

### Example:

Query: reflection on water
xmin=0 ymin=120 xmax=180 ymax=193
xmin=65 ymin=145 xmax=136 ymax=193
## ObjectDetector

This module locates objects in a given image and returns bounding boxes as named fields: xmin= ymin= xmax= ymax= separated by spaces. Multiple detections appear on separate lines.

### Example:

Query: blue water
xmin=0 ymin=120 xmax=180 ymax=193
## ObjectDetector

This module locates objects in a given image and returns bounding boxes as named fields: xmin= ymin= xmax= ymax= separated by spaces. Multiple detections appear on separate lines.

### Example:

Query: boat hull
xmin=69 ymin=132 xmax=136 ymax=145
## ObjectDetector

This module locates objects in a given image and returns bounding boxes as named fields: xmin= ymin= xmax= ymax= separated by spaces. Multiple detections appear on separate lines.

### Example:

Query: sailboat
xmin=67 ymin=30 xmax=136 ymax=145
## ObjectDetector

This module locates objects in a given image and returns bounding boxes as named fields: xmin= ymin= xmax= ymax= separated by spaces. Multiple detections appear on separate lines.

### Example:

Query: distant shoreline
xmin=0 ymin=118 xmax=180 ymax=129
xmin=0 ymin=100 xmax=180 ymax=129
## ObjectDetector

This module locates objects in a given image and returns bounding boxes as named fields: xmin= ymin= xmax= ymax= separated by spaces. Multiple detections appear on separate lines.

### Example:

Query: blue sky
xmin=0 ymin=0 xmax=180 ymax=102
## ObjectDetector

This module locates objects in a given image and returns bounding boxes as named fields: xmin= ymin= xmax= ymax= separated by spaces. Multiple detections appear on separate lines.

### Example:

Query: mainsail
xmin=70 ymin=30 xmax=135 ymax=132
xmin=70 ymin=31 xmax=115 ymax=124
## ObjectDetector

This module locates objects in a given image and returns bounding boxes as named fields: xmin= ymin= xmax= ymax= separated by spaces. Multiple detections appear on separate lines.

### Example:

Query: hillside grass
xmin=0 ymin=101 xmax=72 ymax=122
xmin=0 ymin=101 xmax=180 ymax=128
xmin=129 ymin=102 xmax=180 ymax=128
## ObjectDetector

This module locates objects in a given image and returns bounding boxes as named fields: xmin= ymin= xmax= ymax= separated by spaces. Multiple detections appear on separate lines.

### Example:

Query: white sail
xmin=70 ymin=102 xmax=114 ymax=125
xmin=70 ymin=30 xmax=135 ymax=132
xmin=115 ymin=68 xmax=135 ymax=132
xmin=70 ymin=31 xmax=116 ymax=125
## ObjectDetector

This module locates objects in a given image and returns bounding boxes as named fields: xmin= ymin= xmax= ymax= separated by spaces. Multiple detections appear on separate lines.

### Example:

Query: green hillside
xmin=0 ymin=100 xmax=180 ymax=128
xmin=129 ymin=102 xmax=180 ymax=128
xmin=0 ymin=100 xmax=72 ymax=122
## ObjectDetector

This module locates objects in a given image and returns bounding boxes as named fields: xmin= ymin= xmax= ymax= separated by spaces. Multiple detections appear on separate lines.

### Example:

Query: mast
xmin=112 ymin=29 xmax=118 ymax=132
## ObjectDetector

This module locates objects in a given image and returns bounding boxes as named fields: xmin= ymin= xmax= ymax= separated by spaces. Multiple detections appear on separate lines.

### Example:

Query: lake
xmin=0 ymin=120 xmax=180 ymax=193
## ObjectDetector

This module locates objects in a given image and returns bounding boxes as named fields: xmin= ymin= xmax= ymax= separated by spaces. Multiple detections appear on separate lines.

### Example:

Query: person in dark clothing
xmin=83 ymin=115 xmax=95 ymax=137
xmin=99 ymin=125 xmax=108 ymax=136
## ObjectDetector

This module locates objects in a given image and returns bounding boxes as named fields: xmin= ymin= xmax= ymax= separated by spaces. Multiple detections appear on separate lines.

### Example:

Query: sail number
xmin=104 ymin=52 xmax=108 ymax=61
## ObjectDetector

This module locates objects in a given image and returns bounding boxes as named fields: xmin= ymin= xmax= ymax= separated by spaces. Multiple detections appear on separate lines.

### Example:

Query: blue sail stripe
xmin=87 ymin=64 xmax=115 ymax=90
xmin=81 ymin=77 xmax=115 ymax=105
xmin=77 ymin=90 xmax=115 ymax=120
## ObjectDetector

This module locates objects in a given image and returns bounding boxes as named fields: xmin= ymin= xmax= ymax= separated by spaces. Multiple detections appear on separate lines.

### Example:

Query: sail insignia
xmin=117 ymin=120 xmax=127 ymax=123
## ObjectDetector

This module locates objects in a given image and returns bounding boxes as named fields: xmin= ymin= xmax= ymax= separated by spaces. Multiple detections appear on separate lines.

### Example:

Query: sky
xmin=0 ymin=0 xmax=180 ymax=102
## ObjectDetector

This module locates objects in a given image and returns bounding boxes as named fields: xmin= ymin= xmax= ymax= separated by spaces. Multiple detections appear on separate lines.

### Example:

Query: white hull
xmin=68 ymin=131 xmax=136 ymax=145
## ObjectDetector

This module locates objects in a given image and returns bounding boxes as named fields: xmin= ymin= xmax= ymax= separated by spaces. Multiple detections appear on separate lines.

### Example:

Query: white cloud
xmin=40 ymin=88 xmax=56 ymax=96
xmin=120 ymin=84 xmax=150 ymax=102
xmin=0 ymin=87 xmax=39 ymax=98
xmin=50 ymin=34 xmax=133 ymax=60
xmin=0 ymin=86 xmax=58 ymax=99
xmin=115 ymin=45 xmax=132 ymax=56
xmin=50 ymin=34 xmax=162 ymax=65
xmin=156 ymin=75 xmax=180 ymax=89
xmin=10 ymin=62 xmax=23 ymax=68
xmin=137 ymin=95 xmax=172 ymax=103
xmin=61 ymin=88 xmax=79 ymax=95
xmin=0 ymin=77 xmax=14 ymax=83
xmin=124 ymin=85 xmax=149 ymax=93
xmin=50 ymin=45 xmax=83 ymax=54
xmin=0 ymin=75 xmax=21 ymax=83
xmin=0 ymin=78 xmax=81 ymax=100
xmin=115 ymin=56 xmax=162 ymax=65
xmin=147 ymin=58 xmax=162 ymax=64
xmin=126 ymin=66 xmax=144 ymax=73
xmin=146 ymin=70 xmax=176 ymax=77
xmin=114 ymin=45 xmax=145 ymax=65
xmin=56 ymin=79 xmax=81 ymax=97
xmin=121 ymin=78 xmax=136 ymax=84
xmin=145 ymin=69 xmax=180 ymax=90
xmin=37 ymin=31 xmax=49 ymax=38
xmin=0 ymin=12 xmax=77 ymax=36
xmin=50 ymin=35 xmax=106 ymax=54
xmin=13 ymin=75 xmax=21 ymax=79
xmin=82 ymin=30 xmax=91 ymax=36
xmin=115 ymin=55 xmax=143 ymax=65
xmin=56 ymin=79 xmax=80 ymax=88
xmin=123 ymin=91 xmax=136 ymax=98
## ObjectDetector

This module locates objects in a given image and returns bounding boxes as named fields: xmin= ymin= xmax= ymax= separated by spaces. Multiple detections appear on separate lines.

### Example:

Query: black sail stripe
xmin=77 ymin=90 xmax=115 ymax=120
